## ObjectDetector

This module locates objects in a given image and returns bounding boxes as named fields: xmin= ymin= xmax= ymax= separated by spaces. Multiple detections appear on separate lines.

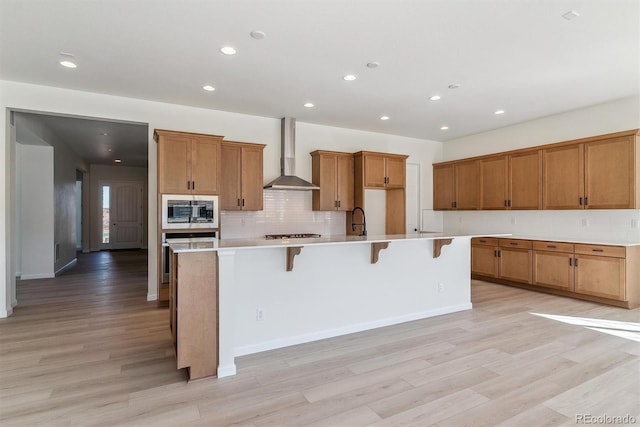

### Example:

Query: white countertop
xmin=168 ymin=232 xmax=511 ymax=253
xmin=494 ymin=235 xmax=640 ymax=247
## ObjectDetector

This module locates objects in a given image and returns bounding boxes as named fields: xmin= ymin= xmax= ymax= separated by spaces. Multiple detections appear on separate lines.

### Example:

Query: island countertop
xmin=167 ymin=232 xmax=511 ymax=253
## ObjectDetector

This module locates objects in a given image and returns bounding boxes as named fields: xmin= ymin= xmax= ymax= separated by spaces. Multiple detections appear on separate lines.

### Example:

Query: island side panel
xmin=231 ymin=237 xmax=472 ymax=356
xmin=216 ymin=249 xmax=237 ymax=377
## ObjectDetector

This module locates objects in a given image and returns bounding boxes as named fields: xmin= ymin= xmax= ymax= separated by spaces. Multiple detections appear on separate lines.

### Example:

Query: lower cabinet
xmin=471 ymin=238 xmax=532 ymax=284
xmin=473 ymin=237 xmax=639 ymax=308
xmin=170 ymin=249 xmax=218 ymax=381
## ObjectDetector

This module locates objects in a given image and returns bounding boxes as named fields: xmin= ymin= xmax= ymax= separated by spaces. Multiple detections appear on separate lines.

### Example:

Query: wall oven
xmin=161 ymin=231 xmax=217 ymax=284
xmin=161 ymin=194 xmax=219 ymax=230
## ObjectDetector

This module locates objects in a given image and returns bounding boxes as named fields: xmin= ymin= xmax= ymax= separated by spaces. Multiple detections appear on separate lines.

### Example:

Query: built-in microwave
xmin=161 ymin=194 xmax=219 ymax=229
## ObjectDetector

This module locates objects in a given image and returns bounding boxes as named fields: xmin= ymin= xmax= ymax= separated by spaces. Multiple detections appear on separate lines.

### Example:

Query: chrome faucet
xmin=351 ymin=206 xmax=367 ymax=236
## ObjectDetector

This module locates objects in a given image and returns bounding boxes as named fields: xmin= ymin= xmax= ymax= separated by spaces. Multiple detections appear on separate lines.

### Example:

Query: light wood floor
xmin=1 ymin=250 xmax=638 ymax=426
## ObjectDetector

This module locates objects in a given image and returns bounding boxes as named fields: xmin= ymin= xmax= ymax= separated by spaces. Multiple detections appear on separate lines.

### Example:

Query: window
xmin=102 ymin=185 xmax=110 ymax=244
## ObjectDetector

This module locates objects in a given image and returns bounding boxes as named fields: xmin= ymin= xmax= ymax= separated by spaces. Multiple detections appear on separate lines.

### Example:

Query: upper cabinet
xmin=220 ymin=141 xmax=265 ymax=211
xmin=433 ymin=160 xmax=480 ymax=210
xmin=434 ymin=129 xmax=639 ymax=211
xmin=155 ymin=129 xmax=222 ymax=195
xmin=359 ymin=152 xmax=408 ymax=189
xmin=480 ymin=150 xmax=542 ymax=210
xmin=311 ymin=150 xmax=354 ymax=211
xmin=544 ymin=133 xmax=638 ymax=209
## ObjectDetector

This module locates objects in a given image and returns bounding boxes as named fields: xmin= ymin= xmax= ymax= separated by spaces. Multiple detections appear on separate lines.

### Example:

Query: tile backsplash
xmin=443 ymin=209 xmax=640 ymax=242
xmin=220 ymin=190 xmax=345 ymax=239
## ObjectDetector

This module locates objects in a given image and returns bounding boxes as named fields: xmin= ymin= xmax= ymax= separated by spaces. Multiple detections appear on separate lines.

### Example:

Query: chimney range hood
xmin=263 ymin=118 xmax=320 ymax=191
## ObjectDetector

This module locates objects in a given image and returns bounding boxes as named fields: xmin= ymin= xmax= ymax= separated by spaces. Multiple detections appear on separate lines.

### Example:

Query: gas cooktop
xmin=265 ymin=233 xmax=322 ymax=240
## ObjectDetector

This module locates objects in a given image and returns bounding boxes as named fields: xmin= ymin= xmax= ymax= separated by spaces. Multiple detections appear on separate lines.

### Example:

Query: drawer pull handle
xmin=509 ymin=242 xmax=518 ymax=246
xmin=592 ymin=248 xmax=604 ymax=252
xmin=547 ymin=245 xmax=557 ymax=249
xmin=479 ymin=239 xmax=486 ymax=243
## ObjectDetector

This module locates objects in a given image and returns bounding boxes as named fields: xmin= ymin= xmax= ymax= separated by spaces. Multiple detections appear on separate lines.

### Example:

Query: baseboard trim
xmin=0 ymin=307 xmax=13 ymax=318
xmin=20 ymin=273 xmax=55 ymax=280
xmin=234 ymin=303 xmax=472 ymax=357
xmin=55 ymin=258 xmax=77 ymax=276
xmin=147 ymin=293 xmax=158 ymax=302
xmin=217 ymin=364 xmax=237 ymax=378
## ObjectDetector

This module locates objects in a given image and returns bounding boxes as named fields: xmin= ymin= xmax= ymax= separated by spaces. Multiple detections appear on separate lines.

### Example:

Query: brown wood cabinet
xmin=433 ymin=160 xmax=480 ymax=210
xmin=311 ymin=150 xmax=354 ymax=211
xmin=480 ymin=151 xmax=542 ymax=210
xmin=435 ymin=129 xmax=639 ymax=211
xmin=533 ymin=241 xmax=575 ymax=291
xmin=221 ymin=141 xmax=265 ymax=211
xmin=471 ymin=238 xmax=532 ymax=284
xmin=351 ymin=151 xmax=408 ymax=235
xmin=155 ymin=129 xmax=222 ymax=195
xmin=169 ymin=249 xmax=218 ymax=381
xmin=474 ymin=237 xmax=639 ymax=308
xmin=360 ymin=152 xmax=407 ymax=189
xmin=544 ymin=135 xmax=639 ymax=209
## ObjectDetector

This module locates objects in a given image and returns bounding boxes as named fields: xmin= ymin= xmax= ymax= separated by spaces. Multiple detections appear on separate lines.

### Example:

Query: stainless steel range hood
xmin=263 ymin=118 xmax=320 ymax=191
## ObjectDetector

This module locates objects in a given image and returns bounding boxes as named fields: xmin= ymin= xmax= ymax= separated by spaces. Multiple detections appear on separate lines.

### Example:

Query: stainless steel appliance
xmin=161 ymin=194 xmax=219 ymax=229
xmin=161 ymin=232 xmax=217 ymax=284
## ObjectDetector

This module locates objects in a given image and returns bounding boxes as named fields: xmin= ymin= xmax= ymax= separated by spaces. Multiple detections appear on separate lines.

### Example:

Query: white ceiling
xmin=1 ymin=0 xmax=639 ymax=163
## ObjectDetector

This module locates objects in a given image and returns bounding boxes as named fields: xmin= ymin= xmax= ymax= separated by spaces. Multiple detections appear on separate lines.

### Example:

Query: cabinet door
xmin=385 ymin=157 xmax=405 ymax=188
xmin=312 ymin=154 xmax=338 ymax=210
xmin=509 ymin=150 xmax=542 ymax=210
xmin=543 ymin=144 xmax=584 ymax=209
xmin=158 ymin=134 xmax=191 ymax=194
xmin=574 ymin=254 xmax=626 ymax=301
xmin=433 ymin=164 xmax=455 ymax=210
xmin=471 ymin=245 xmax=499 ymax=277
xmin=455 ymin=160 xmax=480 ymax=209
xmin=499 ymin=248 xmax=532 ymax=284
xmin=533 ymin=251 xmax=574 ymax=291
xmin=190 ymin=137 xmax=221 ymax=194
xmin=480 ymin=156 xmax=508 ymax=209
xmin=220 ymin=144 xmax=242 ymax=210
xmin=363 ymin=154 xmax=387 ymax=188
xmin=336 ymin=154 xmax=354 ymax=210
xmin=585 ymin=136 xmax=635 ymax=209
xmin=241 ymin=146 xmax=264 ymax=211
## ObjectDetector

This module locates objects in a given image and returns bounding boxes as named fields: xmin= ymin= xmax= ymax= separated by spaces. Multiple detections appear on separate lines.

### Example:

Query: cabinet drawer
xmin=533 ymin=241 xmax=574 ymax=253
xmin=499 ymin=239 xmax=532 ymax=249
xmin=472 ymin=237 xmax=499 ymax=247
xmin=574 ymin=244 xmax=625 ymax=258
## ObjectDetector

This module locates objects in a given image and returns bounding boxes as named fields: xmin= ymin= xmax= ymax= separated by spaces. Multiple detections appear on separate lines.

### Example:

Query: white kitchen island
xmin=169 ymin=232 xmax=506 ymax=379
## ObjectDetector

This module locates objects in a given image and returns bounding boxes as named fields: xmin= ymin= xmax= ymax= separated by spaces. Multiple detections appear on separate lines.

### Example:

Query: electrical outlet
xmin=241 ymin=218 xmax=246 ymax=227
xmin=511 ymin=217 xmax=517 ymax=225
xmin=581 ymin=218 xmax=589 ymax=227
xmin=438 ymin=283 xmax=444 ymax=293
xmin=632 ymin=219 xmax=639 ymax=229
xmin=256 ymin=308 xmax=264 ymax=321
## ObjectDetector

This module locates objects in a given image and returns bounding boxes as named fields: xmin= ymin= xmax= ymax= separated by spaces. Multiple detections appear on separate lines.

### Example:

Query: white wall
xmin=16 ymin=143 xmax=55 ymax=279
xmin=0 ymin=80 xmax=440 ymax=312
xmin=440 ymin=96 xmax=640 ymax=243
xmin=89 ymin=164 xmax=148 ymax=251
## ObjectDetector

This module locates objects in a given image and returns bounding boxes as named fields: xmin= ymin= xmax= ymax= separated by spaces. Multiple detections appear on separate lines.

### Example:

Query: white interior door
xmin=406 ymin=163 xmax=420 ymax=234
xmin=102 ymin=181 xmax=143 ymax=250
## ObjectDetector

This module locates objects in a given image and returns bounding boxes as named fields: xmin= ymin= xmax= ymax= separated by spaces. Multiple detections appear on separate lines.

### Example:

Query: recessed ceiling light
xmin=303 ymin=102 xmax=314 ymax=108
xmin=108 ymin=148 xmax=113 ymax=152
xmin=448 ymin=83 xmax=461 ymax=89
xmin=343 ymin=74 xmax=357 ymax=81
xmin=100 ymin=132 xmax=109 ymax=136
xmin=380 ymin=116 xmax=389 ymax=121
xmin=494 ymin=110 xmax=505 ymax=115
xmin=114 ymin=159 xmax=122 ymax=164
xmin=429 ymin=95 xmax=441 ymax=101
xmin=220 ymin=46 xmax=237 ymax=55
xmin=59 ymin=52 xmax=77 ymax=68
xmin=562 ymin=10 xmax=580 ymax=20
xmin=440 ymin=126 xmax=449 ymax=130
xmin=202 ymin=85 xmax=216 ymax=92
xmin=366 ymin=62 xmax=380 ymax=69
xmin=250 ymin=30 xmax=266 ymax=40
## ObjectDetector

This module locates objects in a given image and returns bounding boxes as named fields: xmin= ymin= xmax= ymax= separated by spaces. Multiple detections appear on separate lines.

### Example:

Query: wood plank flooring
xmin=1 ymin=250 xmax=639 ymax=426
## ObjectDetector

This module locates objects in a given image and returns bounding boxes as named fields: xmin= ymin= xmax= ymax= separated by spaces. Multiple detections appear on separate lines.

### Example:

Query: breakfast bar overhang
xmin=168 ymin=233 xmax=507 ymax=379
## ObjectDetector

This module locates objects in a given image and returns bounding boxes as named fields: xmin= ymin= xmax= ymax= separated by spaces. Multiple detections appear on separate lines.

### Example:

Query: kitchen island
xmin=168 ymin=232 xmax=507 ymax=380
